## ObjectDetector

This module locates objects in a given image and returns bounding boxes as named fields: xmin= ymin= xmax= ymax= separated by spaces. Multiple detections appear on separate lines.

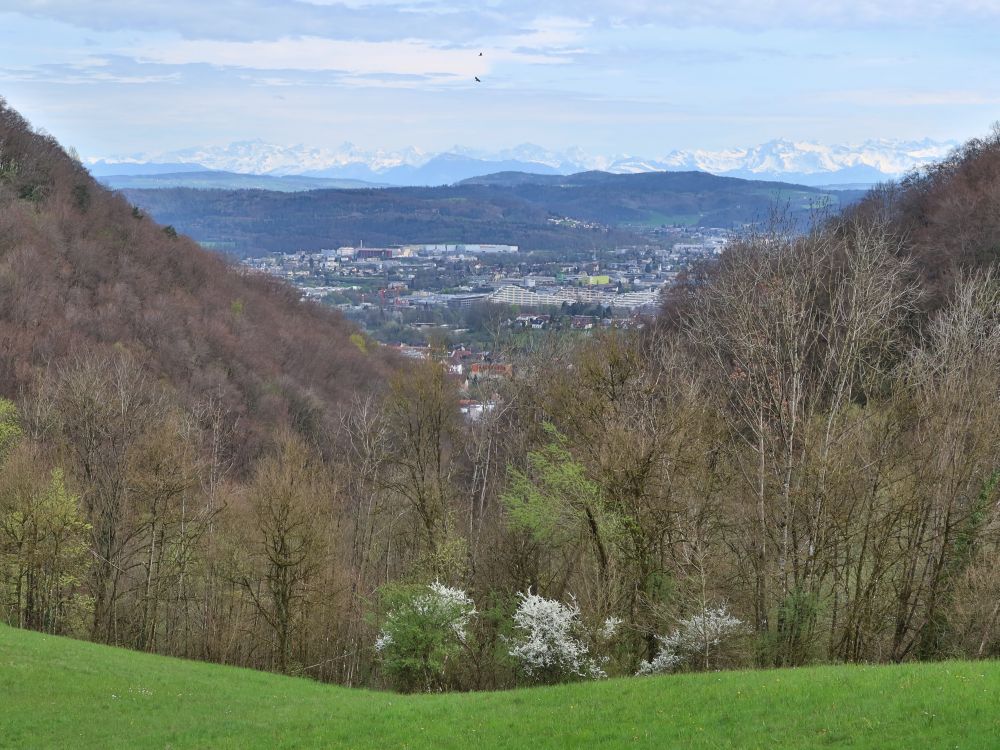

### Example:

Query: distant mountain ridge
xmin=89 ymin=137 xmax=958 ymax=187
xmin=123 ymin=169 xmax=865 ymax=257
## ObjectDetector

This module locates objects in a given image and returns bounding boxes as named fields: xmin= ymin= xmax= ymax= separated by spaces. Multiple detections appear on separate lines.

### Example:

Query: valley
xmin=1 ymin=2 xmax=998 ymax=741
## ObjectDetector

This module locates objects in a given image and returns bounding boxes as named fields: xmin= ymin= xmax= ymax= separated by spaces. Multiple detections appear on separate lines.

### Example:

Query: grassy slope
xmin=1 ymin=625 xmax=997 ymax=750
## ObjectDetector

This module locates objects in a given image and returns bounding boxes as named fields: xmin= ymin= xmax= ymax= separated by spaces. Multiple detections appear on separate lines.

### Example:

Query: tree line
xmin=2 ymin=218 xmax=997 ymax=690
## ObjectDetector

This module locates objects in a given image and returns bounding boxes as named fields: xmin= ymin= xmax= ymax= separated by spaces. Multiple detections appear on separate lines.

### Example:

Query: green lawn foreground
xmin=1 ymin=624 xmax=998 ymax=749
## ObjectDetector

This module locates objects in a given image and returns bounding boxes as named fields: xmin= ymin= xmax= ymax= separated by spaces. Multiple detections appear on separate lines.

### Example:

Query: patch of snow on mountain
xmin=92 ymin=138 xmax=958 ymax=181
xmin=654 ymin=139 xmax=956 ymax=178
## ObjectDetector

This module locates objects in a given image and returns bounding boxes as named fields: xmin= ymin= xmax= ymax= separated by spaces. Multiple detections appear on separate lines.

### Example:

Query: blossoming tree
xmin=507 ymin=591 xmax=606 ymax=683
xmin=637 ymin=604 xmax=744 ymax=675
xmin=375 ymin=581 xmax=476 ymax=692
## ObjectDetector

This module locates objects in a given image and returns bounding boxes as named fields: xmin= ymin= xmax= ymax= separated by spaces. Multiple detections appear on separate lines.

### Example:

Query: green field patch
xmin=2 ymin=624 xmax=999 ymax=749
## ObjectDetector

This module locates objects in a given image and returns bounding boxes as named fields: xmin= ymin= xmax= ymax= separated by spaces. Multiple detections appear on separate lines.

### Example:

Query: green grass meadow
xmin=1 ymin=624 xmax=997 ymax=749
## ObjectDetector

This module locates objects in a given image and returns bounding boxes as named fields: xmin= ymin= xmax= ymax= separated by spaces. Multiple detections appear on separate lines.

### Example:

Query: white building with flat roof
xmin=407 ymin=244 xmax=519 ymax=256
xmin=488 ymin=285 xmax=662 ymax=311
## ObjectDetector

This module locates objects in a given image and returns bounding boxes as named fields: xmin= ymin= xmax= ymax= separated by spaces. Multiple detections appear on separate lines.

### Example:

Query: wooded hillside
xmin=0 ymin=99 xmax=395 ymax=466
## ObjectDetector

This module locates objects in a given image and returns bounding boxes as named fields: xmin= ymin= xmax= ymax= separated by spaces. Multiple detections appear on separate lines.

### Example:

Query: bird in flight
xmin=475 ymin=76 xmax=481 ymax=82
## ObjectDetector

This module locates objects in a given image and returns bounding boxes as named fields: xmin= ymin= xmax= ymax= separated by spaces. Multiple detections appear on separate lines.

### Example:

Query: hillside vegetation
xmin=2 ymin=623 xmax=998 ymax=750
xmin=0 ymin=98 xmax=395 ymax=464
xmin=122 ymin=171 xmax=859 ymax=256
xmin=848 ymin=129 xmax=1000 ymax=307
xmin=122 ymin=183 xmax=642 ymax=257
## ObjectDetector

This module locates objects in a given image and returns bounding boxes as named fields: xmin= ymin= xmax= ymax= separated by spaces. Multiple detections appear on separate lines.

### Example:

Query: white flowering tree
xmin=507 ymin=591 xmax=605 ymax=683
xmin=374 ymin=581 xmax=476 ymax=692
xmin=637 ymin=604 xmax=744 ymax=675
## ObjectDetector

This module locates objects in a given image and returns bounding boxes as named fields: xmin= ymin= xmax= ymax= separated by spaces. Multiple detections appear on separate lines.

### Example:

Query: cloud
xmin=0 ymin=59 xmax=181 ymax=85
xmin=492 ymin=0 xmax=1000 ymax=30
xmin=823 ymin=88 xmax=1000 ymax=107
xmin=8 ymin=0 xmax=998 ymax=46
xmin=5 ymin=1 xmax=507 ymax=43
xmin=496 ymin=16 xmax=589 ymax=51
xmin=129 ymin=33 xmax=574 ymax=83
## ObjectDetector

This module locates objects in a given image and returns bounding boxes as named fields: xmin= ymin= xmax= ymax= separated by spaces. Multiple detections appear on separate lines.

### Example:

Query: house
xmin=469 ymin=363 xmax=513 ymax=381
xmin=458 ymin=399 xmax=498 ymax=421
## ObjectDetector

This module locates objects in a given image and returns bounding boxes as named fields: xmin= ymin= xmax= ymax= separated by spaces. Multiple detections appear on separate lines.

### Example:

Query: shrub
xmin=375 ymin=581 xmax=476 ymax=692
xmin=637 ymin=604 xmax=744 ymax=675
xmin=507 ymin=591 xmax=605 ymax=683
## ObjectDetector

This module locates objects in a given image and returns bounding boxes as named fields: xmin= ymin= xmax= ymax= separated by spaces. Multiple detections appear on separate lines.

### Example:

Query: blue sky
xmin=1 ymin=1 xmax=998 ymax=159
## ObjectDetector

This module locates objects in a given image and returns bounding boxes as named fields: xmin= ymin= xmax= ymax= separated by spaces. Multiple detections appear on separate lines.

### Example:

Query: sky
xmin=1 ymin=0 xmax=999 ymax=160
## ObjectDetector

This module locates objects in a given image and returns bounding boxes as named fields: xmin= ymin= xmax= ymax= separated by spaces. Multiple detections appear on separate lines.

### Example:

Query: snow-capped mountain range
xmin=88 ymin=138 xmax=958 ymax=187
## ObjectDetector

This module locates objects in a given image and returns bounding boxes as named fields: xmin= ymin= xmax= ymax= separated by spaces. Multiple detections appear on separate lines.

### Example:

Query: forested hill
xmin=460 ymin=169 xmax=866 ymax=225
xmin=122 ymin=170 xmax=863 ymax=256
xmin=845 ymin=131 xmax=1000 ymax=307
xmin=0 ymin=99 xmax=395 ymax=465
